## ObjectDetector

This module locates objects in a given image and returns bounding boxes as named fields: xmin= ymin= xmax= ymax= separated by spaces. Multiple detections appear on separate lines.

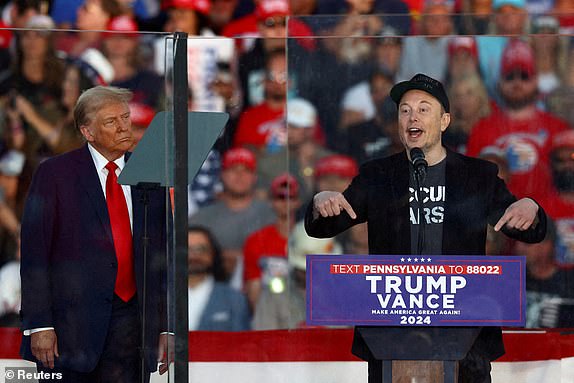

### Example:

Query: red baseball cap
xmin=501 ymin=39 xmax=536 ymax=77
xmin=256 ymin=0 xmax=289 ymax=20
xmin=270 ymin=173 xmax=299 ymax=199
xmin=104 ymin=16 xmax=138 ymax=39
xmin=129 ymin=103 xmax=155 ymax=127
xmin=315 ymin=155 xmax=358 ymax=179
xmin=222 ymin=148 xmax=257 ymax=171
xmin=162 ymin=0 xmax=210 ymax=14
xmin=106 ymin=15 xmax=138 ymax=34
xmin=448 ymin=36 xmax=478 ymax=60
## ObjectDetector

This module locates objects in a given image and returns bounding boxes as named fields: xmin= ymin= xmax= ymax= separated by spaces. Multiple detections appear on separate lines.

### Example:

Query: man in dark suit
xmin=20 ymin=86 xmax=169 ymax=382
xmin=305 ymin=73 xmax=547 ymax=383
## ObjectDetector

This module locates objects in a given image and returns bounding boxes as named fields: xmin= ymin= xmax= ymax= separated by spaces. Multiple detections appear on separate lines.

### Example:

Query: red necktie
xmin=105 ymin=161 xmax=136 ymax=302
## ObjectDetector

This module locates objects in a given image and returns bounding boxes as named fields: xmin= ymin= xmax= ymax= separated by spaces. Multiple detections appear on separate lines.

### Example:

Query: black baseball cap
xmin=390 ymin=73 xmax=450 ymax=113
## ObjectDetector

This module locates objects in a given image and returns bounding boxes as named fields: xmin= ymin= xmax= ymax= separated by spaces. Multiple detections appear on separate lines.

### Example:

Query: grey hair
xmin=74 ymin=86 xmax=132 ymax=131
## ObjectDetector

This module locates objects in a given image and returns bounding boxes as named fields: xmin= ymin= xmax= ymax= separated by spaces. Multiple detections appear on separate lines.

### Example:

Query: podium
xmin=353 ymin=327 xmax=481 ymax=383
xmin=306 ymin=254 xmax=527 ymax=383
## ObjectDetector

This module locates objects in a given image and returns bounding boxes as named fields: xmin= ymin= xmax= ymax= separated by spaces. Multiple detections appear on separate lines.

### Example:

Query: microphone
xmin=410 ymin=147 xmax=428 ymax=181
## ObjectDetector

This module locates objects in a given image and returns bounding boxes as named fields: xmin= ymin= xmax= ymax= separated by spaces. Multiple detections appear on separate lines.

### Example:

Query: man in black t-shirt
xmin=305 ymin=73 xmax=547 ymax=383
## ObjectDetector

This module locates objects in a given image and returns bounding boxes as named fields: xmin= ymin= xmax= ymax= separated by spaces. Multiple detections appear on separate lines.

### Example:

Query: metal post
xmin=173 ymin=31 xmax=189 ymax=383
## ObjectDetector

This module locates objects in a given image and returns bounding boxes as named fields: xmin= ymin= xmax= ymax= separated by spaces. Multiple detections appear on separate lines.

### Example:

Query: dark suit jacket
xmin=20 ymin=145 xmax=168 ymax=372
xmin=305 ymin=149 xmax=547 ymax=361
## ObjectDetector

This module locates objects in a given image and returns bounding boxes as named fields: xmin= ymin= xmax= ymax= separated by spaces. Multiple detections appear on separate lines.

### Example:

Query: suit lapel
xmin=75 ymin=145 xmax=114 ymax=242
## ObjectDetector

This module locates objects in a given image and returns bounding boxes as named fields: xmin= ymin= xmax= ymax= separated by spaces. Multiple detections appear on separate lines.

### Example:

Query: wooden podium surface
xmin=391 ymin=361 xmax=451 ymax=383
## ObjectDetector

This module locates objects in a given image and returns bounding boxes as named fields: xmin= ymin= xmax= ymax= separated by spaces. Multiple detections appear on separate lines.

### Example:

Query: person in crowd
xmin=55 ymin=0 xmax=125 ymax=56
xmin=20 ymin=86 xmax=170 ymax=380
xmin=233 ymin=0 xmax=291 ymax=109
xmin=305 ymin=73 xmax=546 ymax=383
xmin=467 ymin=39 xmax=570 ymax=202
xmin=514 ymin=219 xmax=574 ymax=328
xmin=9 ymin=15 xmax=66 ymax=162
xmin=446 ymin=36 xmax=482 ymax=85
xmin=206 ymin=0 xmax=242 ymax=35
xmin=243 ymin=173 xmax=301 ymax=310
xmin=314 ymin=0 xmax=411 ymax=36
xmin=459 ymin=0 xmax=494 ymax=35
xmin=553 ymin=0 xmax=574 ymax=34
xmin=297 ymin=0 xmax=391 ymax=147
xmin=546 ymin=43 xmax=574 ymax=129
xmin=127 ymin=102 xmax=155 ymax=150
xmin=159 ymin=0 xmax=240 ymax=218
xmin=372 ymin=26 xmax=403 ymax=79
xmin=253 ymin=220 xmax=341 ymax=330
xmin=301 ymin=153 xmax=360 ymax=248
xmin=396 ymin=0 xmax=455 ymax=83
xmin=256 ymin=97 xmax=331 ymax=202
xmin=3 ymin=0 xmax=42 ymax=29
xmin=0 ymin=149 xmax=23 ymax=267
xmin=188 ymin=225 xmax=251 ymax=331
xmin=524 ymin=0 xmax=555 ymax=14
xmin=339 ymin=96 xmax=402 ymax=164
xmin=9 ymin=49 xmax=114 ymax=159
xmin=313 ymin=154 xmax=359 ymax=196
xmin=49 ymin=0 xmax=160 ymax=29
xmin=339 ymin=68 xmax=395 ymax=132
xmin=530 ymin=15 xmax=567 ymax=99
xmin=538 ymin=131 xmax=574 ymax=266
xmin=320 ymin=0 xmax=384 ymax=66
xmin=444 ymin=74 xmax=491 ymax=153
xmin=233 ymin=49 xmax=286 ymax=154
xmin=189 ymin=148 xmax=275 ymax=290
xmin=102 ymin=15 xmax=164 ymax=109
xmin=157 ymin=0 xmax=238 ymax=114
xmin=476 ymin=0 xmax=529 ymax=100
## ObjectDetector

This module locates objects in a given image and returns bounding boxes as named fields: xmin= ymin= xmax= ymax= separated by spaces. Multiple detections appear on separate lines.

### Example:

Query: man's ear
xmin=441 ymin=113 xmax=451 ymax=132
xmin=79 ymin=125 xmax=94 ymax=142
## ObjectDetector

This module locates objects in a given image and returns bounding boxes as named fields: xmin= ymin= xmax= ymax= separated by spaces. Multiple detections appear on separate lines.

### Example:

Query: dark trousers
xmin=38 ymin=295 xmax=150 ymax=383
xmin=367 ymin=350 xmax=492 ymax=383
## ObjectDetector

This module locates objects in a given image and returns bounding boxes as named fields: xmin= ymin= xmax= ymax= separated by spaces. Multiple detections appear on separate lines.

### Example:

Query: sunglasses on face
xmin=503 ymin=71 xmax=532 ymax=82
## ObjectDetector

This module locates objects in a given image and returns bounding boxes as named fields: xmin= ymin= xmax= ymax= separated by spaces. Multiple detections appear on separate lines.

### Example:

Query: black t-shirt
xmin=409 ymin=158 xmax=446 ymax=256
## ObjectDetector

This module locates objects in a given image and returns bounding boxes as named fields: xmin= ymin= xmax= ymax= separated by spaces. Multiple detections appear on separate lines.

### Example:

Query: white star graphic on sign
xmin=427 ymin=258 xmax=432 ymax=262
xmin=414 ymin=258 xmax=419 ymax=262
xmin=401 ymin=258 xmax=405 ymax=262
xmin=407 ymin=258 xmax=412 ymax=262
xmin=420 ymin=258 xmax=425 ymax=263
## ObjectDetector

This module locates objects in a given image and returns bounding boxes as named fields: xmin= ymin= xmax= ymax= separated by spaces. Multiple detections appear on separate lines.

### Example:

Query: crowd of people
xmin=0 ymin=0 xmax=574 ymax=331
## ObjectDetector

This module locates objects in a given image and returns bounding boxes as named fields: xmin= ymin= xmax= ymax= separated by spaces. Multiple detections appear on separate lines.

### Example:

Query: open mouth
xmin=408 ymin=127 xmax=423 ymax=139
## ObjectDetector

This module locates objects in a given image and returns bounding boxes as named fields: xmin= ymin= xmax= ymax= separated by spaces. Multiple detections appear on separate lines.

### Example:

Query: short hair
xmin=74 ymin=86 xmax=132 ymax=131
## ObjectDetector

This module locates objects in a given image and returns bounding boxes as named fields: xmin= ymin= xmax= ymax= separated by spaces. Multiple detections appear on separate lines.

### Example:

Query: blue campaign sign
xmin=306 ymin=255 xmax=526 ymax=327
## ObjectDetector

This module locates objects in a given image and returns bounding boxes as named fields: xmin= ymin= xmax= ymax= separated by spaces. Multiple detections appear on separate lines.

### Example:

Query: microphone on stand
xmin=410 ymin=147 xmax=428 ymax=183
xmin=410 ymin=148 xmax=427 ymax=255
